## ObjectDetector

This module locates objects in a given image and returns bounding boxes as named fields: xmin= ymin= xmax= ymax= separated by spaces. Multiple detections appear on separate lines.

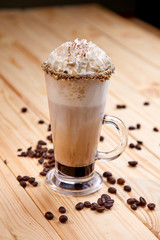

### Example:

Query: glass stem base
xmin=46 ymin=168 xmax=102 ymax=196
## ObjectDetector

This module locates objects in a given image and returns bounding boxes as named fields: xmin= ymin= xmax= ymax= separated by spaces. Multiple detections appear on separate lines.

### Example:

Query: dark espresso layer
xmin=56 ymin=161 xmax=95 ymax=177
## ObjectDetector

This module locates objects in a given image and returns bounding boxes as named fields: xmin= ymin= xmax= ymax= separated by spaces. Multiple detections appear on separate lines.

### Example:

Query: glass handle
xmin=96 ymin=115 xmax=128 ymax=161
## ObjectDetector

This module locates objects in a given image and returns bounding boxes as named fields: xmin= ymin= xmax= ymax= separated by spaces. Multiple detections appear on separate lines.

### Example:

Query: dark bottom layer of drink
xmin=56 ymin=161 xmax=95 ymax=177
xmin=49 ymin=102 xmax=105 ymax=171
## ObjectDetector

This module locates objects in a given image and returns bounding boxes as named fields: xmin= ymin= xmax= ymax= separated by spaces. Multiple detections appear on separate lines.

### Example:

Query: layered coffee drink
xmin=42 ymin=39 xmax=115 ymax=177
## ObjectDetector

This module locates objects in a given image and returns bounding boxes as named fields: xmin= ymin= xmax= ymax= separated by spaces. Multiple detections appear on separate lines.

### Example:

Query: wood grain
xmin=0 ymin=5 xmax=160 ymax=240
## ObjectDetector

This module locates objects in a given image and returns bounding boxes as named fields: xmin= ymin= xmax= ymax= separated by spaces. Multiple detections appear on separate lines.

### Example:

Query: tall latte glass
xmin=42 ymin=39 xmax=127 ymax=195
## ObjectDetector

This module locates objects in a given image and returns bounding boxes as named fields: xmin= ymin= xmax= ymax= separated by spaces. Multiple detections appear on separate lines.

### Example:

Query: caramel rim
xmin=42 ymin=62 xmax=115 ymax=81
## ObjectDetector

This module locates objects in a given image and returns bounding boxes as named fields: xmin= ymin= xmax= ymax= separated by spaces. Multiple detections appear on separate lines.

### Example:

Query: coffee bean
xmin=103 ymin=171 xmax=112 ymax=178
xmin=90 ymin=203 xmax=98 ymax=210
xmin=3 ymin=160 xmax=7 ymax=165
xmin=28 ymin=150 xmax=35 ymax=158
xmin=139 ymin=197 xmax=147 ymax=206
xmin=117 ymin=178 xmax=125 ymax=185
xmin=135 ymin=144 xmax=141 ymax=150
xmin=32 ymin=181 xmax=38 ymax=187
xmin=136 ymin=123 xmax=141 ymax=129
xmin=17 ymin=175 xmax=23 ymax=182
xmin=97 ymin=198 xmax=104 ymax=206
xmin=128 ymin=126 xmax=136 ymax=130
xmin=136 ymin=201 xmax=142 ymax=206
xmin=59 ymin=206 xmax=66 ymax=213
xmin=40 ymin=171 xmax=47 ymax=176
xmin=137 ymin=140 xmax=143 ymax=145
xmin=104 ymin=202 xmax=113 ymax=209
xmin=45 ymin=211 xmax=54 ymax=220
xmin=59 ymin=215 xmax=68 ymax=223
xmin=107 ymin=176 xmax=116 ymax=184
xmin=21 ymin=107 xmax=27 ymax=113
xmin=128 ymin=161 xmax=138 ymax=167
xmin=99 ymin=136 xmax=104 ymax=141
xmin=124 ymin=185 xmax=131 ymax=192
xmin=101 ymin=194 xmax=111 ymax=201
xmin=20 ymin=181 xmax=27 ymax=188
xmin=153 ymin=127 xmax=159 ymax=132
xmin=84 ymin=201 xmax=91 ymax=208
xmin=131 ymin=203 xmax=137 ymax=210
xmin=147 ymin=203 xmax=156 ymax=210
xmin=116 ymin=104 xmax=126 ymax=109
xmin=28 ymin=177 xmax=35 ymax=184
xmin=108 ymin=187 xmax=117 ymax=194
xmin=96 ymin=206 xmax=105 ymax=212
xmin=48 ymin=124 xmax=51 ymax=131
xmin=18 ymin=152 xmax=28 ymax=157
xmin=129 ymin=143 xmax=135 ymax=148
xmin=22 ymin=176 xmax=30 ymax=181
xmin=17 ymin=148 xmax=22 ymax=151
xmin=75 ymin=202 xmax=84 ymax=210
xmin=38 ymin=158 xmax=44 ymax=164
xmin=106 ymin=199 xmax=114 ymax=204
xmin=47 ymin=134 xmax=53 ymax=142
xmin=38 ymin=140 xmax=47 ymax=145
xmin=127 ymin=198 xmax=137 ymax=205
xmin=48 ymin=148 xmax=54 ymax=153
xmin=143 ymin=102 xmax=150 ymax=106
xmin=38 ymin=120 xmax=45 ymax=124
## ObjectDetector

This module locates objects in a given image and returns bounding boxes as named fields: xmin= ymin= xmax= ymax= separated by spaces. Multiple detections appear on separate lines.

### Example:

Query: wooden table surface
xmin=0 ymin=4 xmax=160 ymax=240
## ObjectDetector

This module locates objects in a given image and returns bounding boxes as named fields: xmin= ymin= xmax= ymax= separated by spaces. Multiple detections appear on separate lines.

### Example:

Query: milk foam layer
xmin=44 ymin=38 xmax=114 ymax=75
xmin=45 ymin=74 xmax=109 ymax=107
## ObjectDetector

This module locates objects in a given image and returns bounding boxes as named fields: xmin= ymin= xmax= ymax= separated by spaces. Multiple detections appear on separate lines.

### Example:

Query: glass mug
xmin=45 ymin=73 xmax=127 ymax=195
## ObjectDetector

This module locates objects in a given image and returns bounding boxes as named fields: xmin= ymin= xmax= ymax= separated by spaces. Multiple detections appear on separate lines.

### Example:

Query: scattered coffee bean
xmin=20 ymin=181 xmax=27 ymax=188
xmin=59 ymin=215 xmax=68 ymax=223
xmin=143 ymin=102 xmax=150 ymax=106
xmin=17 ymin=175 xmax=23 ymax=182
xmin=17 ymin=148 xmax=22 ymax=151
xmin=107 ymin=176 xmax=116 ymax=184
xmin=99 ymin=136 xmax=104 ymax=141
xmin=4 ymin=160 xmax=7 ymax=165
xmin=96 ymin=206 xmax=105 ymax=212
xmin=124 ymin=185 xmax=131 ymax=192
xmin=127 ymin=198 xmax=137 ymax=205
xmin=75 ymin=202 xmax=84 ymax=210
xmin=21 ymin=107 xmax=27 ymax=113
xmin=104 ymin=202 xmax=113 ymax=209
xmin=38 ymin=140 xmax=47 ymax=146
xmin=139 ymin=197 xmax=147 ymax=206
xmin=103 ymin=171 xmax=112 ymax=178
xmin=137 ymin=140 xmax=143 ymax=145
xmin=108 ymin=187 xmax=117 ymax=194
xmin=18 ymin=152 xmax=28 ymax=157
xmin=84 ymin=201 xmax=91 ymax=208
xmin=97 ymin=198 xmax=104 ymax=206
xmin=38 ymin=120 xmax=45 ymax=124
xmin=135 ymin=144 xmax=141 ymax=150
xmin=101 ymin=194 xmax=111 ymax=201
xmin=59 ymin=206 xmax=66 ymax=213
xmin=136 ymin=123 xmax=141 ymax=129
xmin=22 ymin=176 xmax=30 ymax=181
xmin=131 ymin=203 xmax=137 ymax=210
xmin=106 ymin=199 xmax=114 ymax=204
xmin=153 ymin=127 xmax=159 ymax=132
xmin=128 ymin=126 xmax=136 ymax=130
xmin=32 ymin=181 xmax=38 ymax=187
xmin=117 ymin=178 xmax=125 ymax=185
xmin=48 ymin=124 xmax=51 ymax=131
xmin=128 ymin=161 xmax=138 ymax=167
xmin=28 ymin=177 xmax=35 ymax=184
xmin=40 ymin=171 xmax=47 ymax=176
xmin=90 ymin=203 xmax=98 ymax=210
xmin=47 ymin=134 xmax=53 ymax=142
xmin=45 ymin=211 xmax=54 ymax=220
xmin=116 ymin=104 xmax=126 ymax=109
xmin=129 ymin=143 xmax=135 ymax=148
xmin=48 ymin=148 xmax=54 ymax=154
xmin=38 ymin=158 xmax=44 ymax=164
xmin=147 ymin=203 xmax=156 ymax=210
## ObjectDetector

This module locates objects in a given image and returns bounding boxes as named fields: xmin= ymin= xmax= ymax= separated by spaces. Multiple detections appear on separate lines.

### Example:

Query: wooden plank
xmin=0 ymin=71 xmax=159 ymax=239
xmin=0 ymin=11 xmax=160 ymax=161
xmin=65 ymin=4 xmax=160 ymax=68
xmin=0 ymin=161 xmax=61 ymax=240
xmin=0 ymin=219 xmax=15 ymax=240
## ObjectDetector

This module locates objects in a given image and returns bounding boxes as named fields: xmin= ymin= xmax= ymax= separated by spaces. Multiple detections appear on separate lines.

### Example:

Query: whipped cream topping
xmin=44 ymin=38 xmax=114 ymax=75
